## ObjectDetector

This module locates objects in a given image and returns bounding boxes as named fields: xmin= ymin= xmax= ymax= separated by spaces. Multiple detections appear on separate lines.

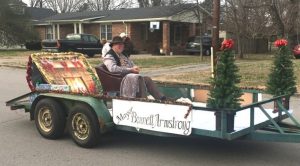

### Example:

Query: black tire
xmin=68 ymin=104 xmax=100 ymax=148
xmin=34 ymin=98 xmax=66 ymax=139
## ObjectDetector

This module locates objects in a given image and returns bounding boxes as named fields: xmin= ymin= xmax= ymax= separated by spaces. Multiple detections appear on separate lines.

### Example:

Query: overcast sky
xmin=23 ymin=0 xmax=30 ymax=6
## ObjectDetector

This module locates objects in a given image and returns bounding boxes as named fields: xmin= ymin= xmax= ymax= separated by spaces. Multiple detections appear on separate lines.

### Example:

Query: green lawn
xmin=87 ymin=55 xmax=208 ymax=69
xmin=0 ymin=50 xmax=38 ymax=57
xmin=153 ymin=54 xmax=300 ymax=90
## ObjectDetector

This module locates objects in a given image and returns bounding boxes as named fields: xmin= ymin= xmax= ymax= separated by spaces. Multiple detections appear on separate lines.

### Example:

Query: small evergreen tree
xmin=207 ymin=39 xmax=243 ymax=109
xmin=267 ymin=39 xmax=296 ymax=96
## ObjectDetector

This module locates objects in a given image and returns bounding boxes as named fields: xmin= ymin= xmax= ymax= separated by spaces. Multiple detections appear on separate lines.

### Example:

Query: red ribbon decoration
xmin=221 ymin=39 xmax=234 ymax=50
xmin=274 ymin=39 xmax=288 ymax=47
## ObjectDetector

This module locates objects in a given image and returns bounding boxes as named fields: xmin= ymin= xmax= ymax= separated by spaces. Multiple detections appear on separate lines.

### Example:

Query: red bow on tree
xmin=274 ymin=39 xmax=288 ymax=47
xmin=221 ymin=39 xmax=234 ymax=50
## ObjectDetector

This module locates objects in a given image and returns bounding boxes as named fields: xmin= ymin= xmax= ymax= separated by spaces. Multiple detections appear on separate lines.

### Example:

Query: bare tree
xmin=152 ymin=0 xmax=162 ymax=6
xmin=268 ymin=0 xmax=300 ymax=40
xmin=224 ymin=0 xmax=245 ymax=58
xmin=87 ymin=0 xmax=134 ymax=11
xmin=43 ymin=0 xmax=86 ymax=13
xmin=87 ymin=0 xmax=111 ymax=11
xmin=1 ymin=0 xmax=38 ymax=46
xmin=223 ymin=0 xmax=274 ymax=58
xmin=137 ymin=0 xmax=183 ymax=8
xmin=137 ymin=0 xmax=150 ymax=7
xmin=193 ymin=0 xmax=204 ymax=59
xmin=30 ymin=0 xmax=44 ymax=8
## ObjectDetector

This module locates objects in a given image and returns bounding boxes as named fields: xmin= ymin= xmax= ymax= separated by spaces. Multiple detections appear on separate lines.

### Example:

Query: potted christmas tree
xmin=207 ymin=39 xmax=243 ymax=132
xmin=266 ymin=39 xmax=296 ymax=112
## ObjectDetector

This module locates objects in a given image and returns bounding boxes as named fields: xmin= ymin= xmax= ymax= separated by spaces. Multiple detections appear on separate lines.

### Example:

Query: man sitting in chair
xmin=103 ymin=36 xmax=166 ymax=100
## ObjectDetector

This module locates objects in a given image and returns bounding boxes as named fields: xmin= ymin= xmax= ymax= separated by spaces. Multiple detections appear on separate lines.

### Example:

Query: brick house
xmin=34 ymin=4 xmax=212 ymax=55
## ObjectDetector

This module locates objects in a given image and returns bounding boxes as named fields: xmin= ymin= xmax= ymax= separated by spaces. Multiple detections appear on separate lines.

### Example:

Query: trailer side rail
xmin=192 ymin=94 xmax=300 ymax=142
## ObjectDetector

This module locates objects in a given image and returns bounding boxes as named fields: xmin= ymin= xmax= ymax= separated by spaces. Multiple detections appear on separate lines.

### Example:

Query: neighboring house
xmin=33 ymin=4 xmax=212 ymax=55
xmin=25 ymin=7 xmax=56 ymax=22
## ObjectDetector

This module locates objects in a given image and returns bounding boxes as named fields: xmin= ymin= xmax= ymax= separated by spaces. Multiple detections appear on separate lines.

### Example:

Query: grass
xmin=0 ymin=50 xmax=38 ymax=57
xmin=153 ymin=54 xmax=300 ymax=90
xmin=87 ymin=55 xmax=209 ymax=69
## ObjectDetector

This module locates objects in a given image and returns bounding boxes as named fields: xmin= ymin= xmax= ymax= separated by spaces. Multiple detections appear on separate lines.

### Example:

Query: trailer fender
xmin=31 ymin=93 xmax=113 ymax=131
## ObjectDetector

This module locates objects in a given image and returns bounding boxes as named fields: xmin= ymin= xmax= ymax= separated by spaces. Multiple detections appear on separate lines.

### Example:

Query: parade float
xmin=6 ymin=42 xmax=300 ymax=148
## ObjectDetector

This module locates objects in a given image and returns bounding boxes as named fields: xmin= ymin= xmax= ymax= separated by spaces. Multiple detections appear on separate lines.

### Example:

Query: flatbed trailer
xmin=6 ymin=85 xmax=300 ymax=148
xmin=5 ymin=52 xmax=300 ymax=148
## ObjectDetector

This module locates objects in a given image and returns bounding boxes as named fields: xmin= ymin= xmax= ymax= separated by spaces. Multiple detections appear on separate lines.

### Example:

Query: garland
xmin=81 ymin=58 xmax=103 ymax=94
xmin=26 ymin=56 xmax=35 ymax=91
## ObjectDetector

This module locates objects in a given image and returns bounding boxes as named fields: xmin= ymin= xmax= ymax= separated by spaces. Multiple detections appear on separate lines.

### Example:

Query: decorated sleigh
xmin=6 ymin=52 xmax=300 ymax=148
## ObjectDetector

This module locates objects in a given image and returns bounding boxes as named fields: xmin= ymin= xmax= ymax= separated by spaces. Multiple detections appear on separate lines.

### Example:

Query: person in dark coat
xmin=120 ymin=32 xmax=134 ymax=57
xmin=103 ymin=36 xmax=166 ymax=100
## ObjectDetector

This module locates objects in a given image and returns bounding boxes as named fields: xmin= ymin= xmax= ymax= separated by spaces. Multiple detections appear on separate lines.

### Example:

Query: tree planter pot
xmin=273 ymin=97 xmax=290 ymax=113
xmin=215 ymin=111 xmax=235 ymax=133
xmin=283 ymin=97 xmax=290 ymax=110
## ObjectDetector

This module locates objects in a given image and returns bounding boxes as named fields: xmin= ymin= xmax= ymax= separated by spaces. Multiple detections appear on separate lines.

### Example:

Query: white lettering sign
xmin=112 ymin=99 xmax=192 ymax=136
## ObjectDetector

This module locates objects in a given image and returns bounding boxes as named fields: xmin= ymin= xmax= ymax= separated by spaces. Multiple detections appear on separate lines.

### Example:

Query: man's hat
xmin=109 ymin=36 xmax=124 ymax=47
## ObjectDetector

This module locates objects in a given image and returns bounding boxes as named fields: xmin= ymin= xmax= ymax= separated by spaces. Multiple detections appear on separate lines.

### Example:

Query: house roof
xmin=26 ymin=7 xmax=56 ymax=21
xmin=39 ymin=4 xmax=210 ymax=24
xmin=9 ymin=0 xmax=27 ymax=6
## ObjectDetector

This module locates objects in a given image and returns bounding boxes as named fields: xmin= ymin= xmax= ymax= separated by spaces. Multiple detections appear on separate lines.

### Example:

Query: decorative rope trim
xmin=26 ymin=56 xmax=35 ymax=91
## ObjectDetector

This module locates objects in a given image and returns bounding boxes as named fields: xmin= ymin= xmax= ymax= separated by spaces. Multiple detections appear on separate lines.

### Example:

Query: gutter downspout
xmin=123 ymin=21 xmax=128 ymax=35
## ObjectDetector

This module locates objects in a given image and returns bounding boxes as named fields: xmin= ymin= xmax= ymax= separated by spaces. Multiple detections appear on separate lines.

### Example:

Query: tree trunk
xmin=237 ymin=35 xmax=244 ymax=59
xmin=138 ymin=0 xmax=149 ymax=7
xmin=152 ymin=0 xmax=161 ymax=6
xmin=270 ymin=1 xmax=285 ymax=37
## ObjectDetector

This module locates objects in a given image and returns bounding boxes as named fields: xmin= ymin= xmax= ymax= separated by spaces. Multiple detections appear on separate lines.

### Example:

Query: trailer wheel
xmin=34 ymin=98 xmax=66 ymax=139
xmin=68 ymin=104 xmax=100 ymax=148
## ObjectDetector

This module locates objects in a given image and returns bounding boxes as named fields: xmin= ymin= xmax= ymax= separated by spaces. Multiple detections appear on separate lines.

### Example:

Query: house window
xmin=207 ymin=29 xmax=212 ymax=35
xmin=100 ymin=24 xmax=112 ymax=40
xmin=46 ymin=26 xmax=53 ymax=39
xmin=174 ymin=25 xmax=182 ymax=44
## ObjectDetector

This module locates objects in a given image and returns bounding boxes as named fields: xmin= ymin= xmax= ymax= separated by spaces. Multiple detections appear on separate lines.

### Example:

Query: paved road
xmin=1 ymin=67 xmax=300 ymax=166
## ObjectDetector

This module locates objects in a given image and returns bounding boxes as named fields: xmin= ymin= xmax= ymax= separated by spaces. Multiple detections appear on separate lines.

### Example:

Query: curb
xmin=0 ymin=64 xmax=26 ymax=69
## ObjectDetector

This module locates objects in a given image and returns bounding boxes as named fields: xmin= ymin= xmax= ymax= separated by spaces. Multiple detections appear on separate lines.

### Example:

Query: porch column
xmin=79 ymin=23 xmax=82 ymax=34
xmin=74 ymin=23 xmax=77 ymax=34
xmin=57 ymin=24 xmax=60 ymax=39
xmin=52 ymin=24 xmax=56 ymax=39
xmin=189 ymin=23 xmax=196 ymax=36
xmin=162 ymin=21 xmax=170 ymax=55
